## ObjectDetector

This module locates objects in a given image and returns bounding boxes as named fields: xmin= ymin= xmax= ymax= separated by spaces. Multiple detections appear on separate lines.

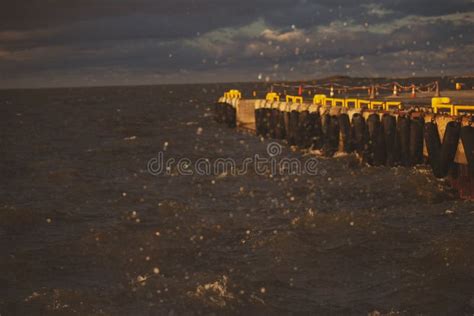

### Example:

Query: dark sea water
xmin=1 ymin=84 xmax=473 ymax=315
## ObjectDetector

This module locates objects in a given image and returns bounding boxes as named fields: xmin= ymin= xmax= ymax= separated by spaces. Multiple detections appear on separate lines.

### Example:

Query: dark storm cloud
xmin=1 ymin=0 xmax=301 ymax=31
xmin=0 ymin=0 xmax=473 ymax=87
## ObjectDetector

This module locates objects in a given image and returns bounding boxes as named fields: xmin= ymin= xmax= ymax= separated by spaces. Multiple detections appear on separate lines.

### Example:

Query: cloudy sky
xmin=1 ymin=0 xmax=473 ymax=88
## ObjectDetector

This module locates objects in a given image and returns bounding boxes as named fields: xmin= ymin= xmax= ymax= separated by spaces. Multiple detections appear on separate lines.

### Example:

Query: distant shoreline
xmin=0 ymin=75 xmax=472 ymax=91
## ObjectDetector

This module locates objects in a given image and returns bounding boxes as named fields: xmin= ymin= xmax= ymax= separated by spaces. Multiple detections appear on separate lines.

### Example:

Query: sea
xmin=1 ymin=84 xmax=473 ymax=315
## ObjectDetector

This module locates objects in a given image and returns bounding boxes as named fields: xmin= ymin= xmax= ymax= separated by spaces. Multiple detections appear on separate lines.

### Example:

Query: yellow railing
xmin=221 ymin=90 xmax=474 ymax=115
xmin=265 ymin=92 xmax=280 ymax=102
xmin=369 ymin=101 xmax=385 ymax=110
xmin=431 ymin=97 xmax=474 ymax=116
xmin=286 ymin=95 xmax=303 ymax=103
xmin=310 ymin=95 xmax=403 ymax=110
xmin=324 ymin=97 xmax=333 ymax=106
xmin=345 ymin=98 xmax=358 ymax=109
xmin=432 ymin=97 xmax=451 ymax=106
xmin=433 ymin=104 xmax=454 ymax=115
xmin=431 ymin=97 xmax=452 ymax=114
xmin=313 ymin=94 xmax=326 ymax=105
xmin=294 ymin=96 xmax=303 ymax=103
xmin=333 ymin=98 xmax=345 ymax=107
xmin=453 ymin=105 xmax=474 ymax=116
xmin=358 ymin=100 xmax=371 ymax=109
xmin=385 ymin=101 xmax=402 ymax=110
xmin=223 ymin=89 xmax=242 ymax=99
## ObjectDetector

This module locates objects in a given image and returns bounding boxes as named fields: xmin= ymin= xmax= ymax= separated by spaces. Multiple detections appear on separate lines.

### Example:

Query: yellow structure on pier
xmin=223 ymin=89 xmax=242 ymax=99
xmin=221 ymin=90 xmax=473 ymax=115
xmin=265 ymin=92 xmax=280 ymax=101
xmin=312 ymin=95 xmax=401 ymax=111
xmin=431 ymin=97 xmax=474 ymax=115
xmin=285 ymin=95 xmax=303 ymax=103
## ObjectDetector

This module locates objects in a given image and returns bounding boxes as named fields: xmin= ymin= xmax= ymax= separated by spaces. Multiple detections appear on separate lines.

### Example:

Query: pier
xmin=215 ymin=86 xmax=474 ymax=199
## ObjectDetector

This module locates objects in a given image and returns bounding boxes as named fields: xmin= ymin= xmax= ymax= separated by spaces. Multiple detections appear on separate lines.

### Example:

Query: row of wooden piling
xmin=214 ymin=101 xmax=473 ymax=179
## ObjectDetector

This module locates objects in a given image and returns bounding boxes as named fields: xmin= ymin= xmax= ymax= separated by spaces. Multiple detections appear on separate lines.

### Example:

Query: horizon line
xmin=1 ymin=74 xmax=473 ymax=91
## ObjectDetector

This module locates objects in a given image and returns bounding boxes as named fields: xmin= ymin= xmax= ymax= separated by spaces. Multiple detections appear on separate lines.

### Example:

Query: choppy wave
xmin=0 ymin=84 xmax=473 ymax=315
